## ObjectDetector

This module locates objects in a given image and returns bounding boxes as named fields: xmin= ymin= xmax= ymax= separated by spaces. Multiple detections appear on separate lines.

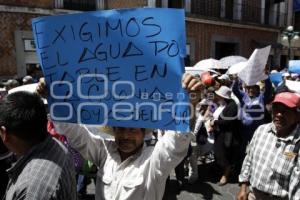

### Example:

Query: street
xmin=84 ymin=162 xmax=240 ymax=200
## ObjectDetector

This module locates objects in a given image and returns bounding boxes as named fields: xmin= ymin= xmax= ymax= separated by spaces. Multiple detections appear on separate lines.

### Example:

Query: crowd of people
xmin=0 ymin=64 xmax=300 ymax=200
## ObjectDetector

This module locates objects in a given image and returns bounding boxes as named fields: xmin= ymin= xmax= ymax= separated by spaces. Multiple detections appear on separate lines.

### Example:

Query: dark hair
xmin=275 ymin=83 xmax=291 ymax=95
xmin=0 ymin=92 xmax=48 ymax=142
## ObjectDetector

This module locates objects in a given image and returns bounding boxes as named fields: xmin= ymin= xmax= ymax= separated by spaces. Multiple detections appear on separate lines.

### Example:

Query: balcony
xmin=159 ymin=0 xmax=287 ymax=28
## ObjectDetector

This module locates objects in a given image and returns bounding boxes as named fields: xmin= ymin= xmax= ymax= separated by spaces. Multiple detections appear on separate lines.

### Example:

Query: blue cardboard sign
xmin=32 ymin=8 xmax=190 ymax=132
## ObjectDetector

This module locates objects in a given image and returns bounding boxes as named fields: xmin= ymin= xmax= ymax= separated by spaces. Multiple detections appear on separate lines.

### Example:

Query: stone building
xmin=0 ymin=0 xmax=293 ymax=78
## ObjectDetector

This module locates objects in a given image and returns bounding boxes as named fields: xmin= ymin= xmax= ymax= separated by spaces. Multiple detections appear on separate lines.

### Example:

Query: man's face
xmin=114 ymin=127 xmax=145 ymax=154
xmin=246 ymin=86 xmax=260 ymax=98
xmin=272 ymin=103 xmax=299 ymax=133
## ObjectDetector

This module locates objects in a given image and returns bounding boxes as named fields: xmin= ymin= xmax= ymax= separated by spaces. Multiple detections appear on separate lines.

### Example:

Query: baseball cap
xmin=272 ymin=92 xmax=300 ymax=108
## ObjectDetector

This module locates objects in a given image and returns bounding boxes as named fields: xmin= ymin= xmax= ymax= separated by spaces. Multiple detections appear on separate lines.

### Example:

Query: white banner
xmin=238 ymin=46 xmax=270 ymax=86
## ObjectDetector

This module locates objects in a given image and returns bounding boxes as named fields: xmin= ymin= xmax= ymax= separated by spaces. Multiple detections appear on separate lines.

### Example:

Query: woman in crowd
xmin=209 ymin=86 xmax=241 ymax=185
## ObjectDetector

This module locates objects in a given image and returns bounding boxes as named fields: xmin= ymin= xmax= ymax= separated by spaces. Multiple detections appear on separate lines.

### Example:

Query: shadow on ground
xmin=163 ymin=162 xmax=239 ymax=200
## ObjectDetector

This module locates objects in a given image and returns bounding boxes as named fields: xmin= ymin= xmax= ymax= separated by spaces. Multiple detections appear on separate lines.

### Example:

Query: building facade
xmin=0 ymin=0 xmax=292 ymax=78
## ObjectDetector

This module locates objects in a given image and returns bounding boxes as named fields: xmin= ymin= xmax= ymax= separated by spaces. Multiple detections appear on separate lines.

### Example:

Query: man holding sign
xmin=34 ymin=8 xmax=202 ymax=200
xmin=37 ymin=73 xmax=202 ymax=200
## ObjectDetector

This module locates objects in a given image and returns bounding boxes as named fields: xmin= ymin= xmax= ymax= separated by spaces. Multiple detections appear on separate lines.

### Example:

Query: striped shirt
xmin=4 ymin=136 xmax=77 ymax=200
xmin=239 ymin=123 xmax=300 ymax=199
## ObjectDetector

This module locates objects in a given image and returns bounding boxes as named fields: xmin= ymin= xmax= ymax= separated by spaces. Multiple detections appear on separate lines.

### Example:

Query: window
xmin=168 ymin=0 xmax=183 ymax=8
xmin=295 ymin=11 xmax=300 ymax=31
xmin=184 ymin=43 xmax=191 ymax=66
xmin=63 ymin=0 xmax=96 ymax=11
xmin=225 ymin=0 xmax=233 ymax=20
xmin=191 ymin=0 xmax=221 ymax=18
xmin=23 ymin=39 xmax=36 ymax=52
xmin=215 ymin=42 xmax=238 ymax=59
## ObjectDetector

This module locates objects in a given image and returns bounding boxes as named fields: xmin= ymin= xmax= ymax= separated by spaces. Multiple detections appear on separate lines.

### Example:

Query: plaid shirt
xmin=4 ymin=136 xmax=77 ymax=200
xmin=239 ymin=123 xmax=300 ymax=199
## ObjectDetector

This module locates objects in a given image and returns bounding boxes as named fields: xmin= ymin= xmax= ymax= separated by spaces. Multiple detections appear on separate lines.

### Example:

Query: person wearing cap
xmin=37 ymin=73 xmax=203 ymax=200
xmin=209 ymin=86 xmax=242 ymax=185
xmin=237 ymin=92 xmax=300 ymax=200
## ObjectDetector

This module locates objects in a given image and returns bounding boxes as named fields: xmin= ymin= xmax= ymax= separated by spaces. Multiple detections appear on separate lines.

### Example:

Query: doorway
xmin=215 ymin=42 xmax=238 ymax=59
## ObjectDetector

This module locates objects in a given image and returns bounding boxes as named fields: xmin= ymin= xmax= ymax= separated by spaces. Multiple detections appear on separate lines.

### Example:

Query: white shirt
xmin=213 ymin=104 xmax=225 ymax=120
xmin=54 ymin=122 xmax=192 ymax=200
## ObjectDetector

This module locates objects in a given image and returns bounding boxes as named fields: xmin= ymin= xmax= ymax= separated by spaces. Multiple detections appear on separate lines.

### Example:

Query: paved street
xmin=163 ymin=162 xmax=239 ymax=200
xmin=83 ymin=162 xmax=240 ymax=200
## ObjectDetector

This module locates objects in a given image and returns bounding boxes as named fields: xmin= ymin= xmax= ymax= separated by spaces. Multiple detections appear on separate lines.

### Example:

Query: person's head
xmin=0 ymin=92 xmax=48 ymax=155
xmin=3 ymin=79 xmax=19 ymax=91
xmin=113 ymin=127 xmax=145 ymax=155
xmin=217 ymin=74 xmax=231 ymax=86
xmin=197 ymin=99 xmax=209 ymax=114
xmin=291 ymin=73 xmax=299 ymax=81
xmin=245 ymin=85 xmax=260 ymax=98
xmin=214 ymin=86 xmax=232 ymax=105
xmin=282 ymin=72 xmax=291 ymax=81
xmin=22 ymin=75 xmax=33 ymax=85
xmin=272 ymin=92 xmax=300 ymax=136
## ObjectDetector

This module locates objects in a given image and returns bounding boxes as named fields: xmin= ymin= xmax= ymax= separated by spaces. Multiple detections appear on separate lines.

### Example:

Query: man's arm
xmin=149 ymin=130 xmax=192 ymax=181
xmin=262 ymin=77 xmax=273 ymax=105
xmin=36 ymin=78 xmax=107 ymax=166
xmin=149 ymin=73 xmax=201 ymax=180
xmin=232 ymin=79 xmax=245 ymax=107
xmin=53 ymin=122 xmax=107 ymax=167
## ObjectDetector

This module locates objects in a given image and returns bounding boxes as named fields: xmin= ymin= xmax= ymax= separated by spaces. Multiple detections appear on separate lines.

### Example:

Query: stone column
xmin=261 ymin=0 xmax=265 ymax=24
xmin=55 ymin=0 xmax=64 ymax=9
xmin=148 ymin=0 xmax=156 ymax=8
xmin=161 ymin=0 xmax=168 ymax=8
xmin=221 ymin=0 xmax=226 ymax=18
xmin=233 ymin=0 xmax=242 ymax=20
xmin=185 ymin=0 xmax=191 ymax=13
xmin=96 ymin=0 xmax=105 ymax=10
